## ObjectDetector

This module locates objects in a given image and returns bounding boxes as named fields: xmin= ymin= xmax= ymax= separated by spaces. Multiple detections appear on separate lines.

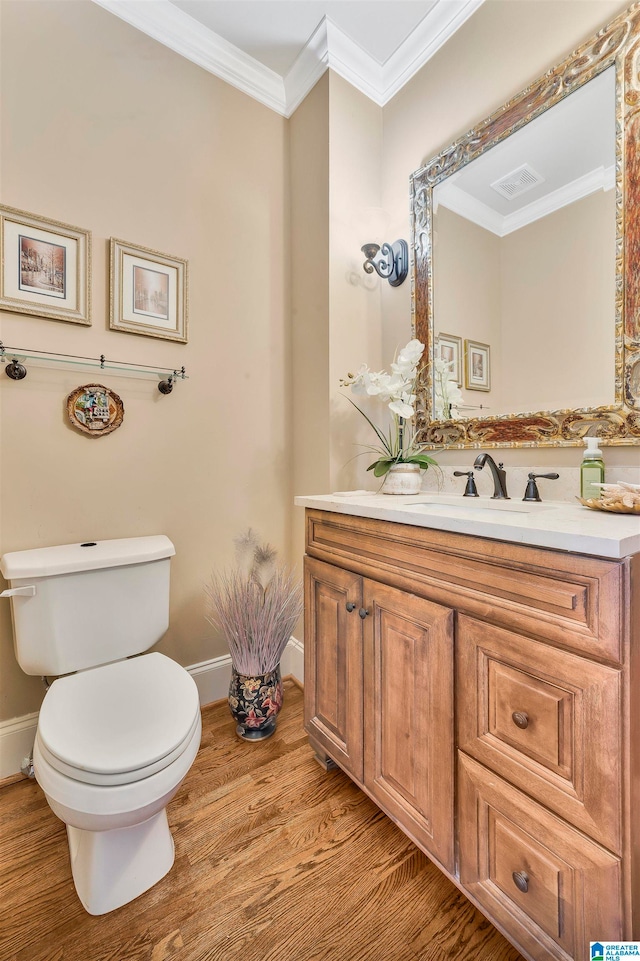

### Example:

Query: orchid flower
xmin=340 ymin=339 xmax=438 ymax=478
xmin=433 ymin=358 xmax=462 ymax=420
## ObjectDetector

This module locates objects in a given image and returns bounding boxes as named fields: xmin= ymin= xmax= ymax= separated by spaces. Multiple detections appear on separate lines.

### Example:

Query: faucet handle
xmin=523 ymin=472 xmax=560 ymax=502
xmin=453 ymin=470 xmax=479 ymax=497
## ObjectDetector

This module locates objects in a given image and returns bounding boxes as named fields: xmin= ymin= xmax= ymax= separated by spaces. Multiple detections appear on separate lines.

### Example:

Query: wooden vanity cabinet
xmin=302 ymin=508 xmax=639 ymax=961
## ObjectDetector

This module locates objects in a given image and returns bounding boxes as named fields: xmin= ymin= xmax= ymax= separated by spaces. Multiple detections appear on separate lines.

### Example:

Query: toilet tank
xmin=0 ymin=536 xmax=176 ymax=676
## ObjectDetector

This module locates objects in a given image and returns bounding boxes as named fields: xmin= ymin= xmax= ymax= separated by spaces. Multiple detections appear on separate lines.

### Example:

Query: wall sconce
xmin=361 ymin=240 xmax=408 ymax=287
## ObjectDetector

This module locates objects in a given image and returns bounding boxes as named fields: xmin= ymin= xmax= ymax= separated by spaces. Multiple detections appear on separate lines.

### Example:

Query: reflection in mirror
xmin=411 ymin=7 xmax=640 ymax=448
xmin=433 ymin=68 xmax=615 ymax=419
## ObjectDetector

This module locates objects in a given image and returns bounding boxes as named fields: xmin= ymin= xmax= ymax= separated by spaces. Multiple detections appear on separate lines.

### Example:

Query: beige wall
xmin=381 ymin=0 xmax=633 ymax=469
xmin=501 ymin=189 xmax=615 ymax=413
xmin=288 ymin=71 xmax=383 ymax=625
xmin=434 ymin=207 xmax=503 ymax=413
xmin=0 ymin=0 xmax=290 ymax=720
xmin=289 ymin=72 xmax=383 ymax=554
xmin=289 ymin=74 xmax=330 ymax=563
xmin=327 ymin=74 xmax=384 ymax=494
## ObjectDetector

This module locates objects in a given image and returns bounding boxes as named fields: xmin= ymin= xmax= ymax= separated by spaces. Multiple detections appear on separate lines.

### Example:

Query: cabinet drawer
xmin=458 ymin=754 xmax=623 ymax=961
xmin=306 ymin=510 xmax=623 ymax=662
xmin=457 ymin=615 xmax=621 ymax=852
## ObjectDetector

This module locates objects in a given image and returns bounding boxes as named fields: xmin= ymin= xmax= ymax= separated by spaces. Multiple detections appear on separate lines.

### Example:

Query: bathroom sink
xmin=401 ymin=498 xmax=555 ymax=517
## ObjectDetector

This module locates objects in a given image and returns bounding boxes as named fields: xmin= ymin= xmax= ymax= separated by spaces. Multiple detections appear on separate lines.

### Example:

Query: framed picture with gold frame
xmin=110 ymin=238 xmax=188 ymax=343
xmin=464 ymin=340 xmax=490 ymax=391
xmin=0 ymin=205 xmax=91 ymax=325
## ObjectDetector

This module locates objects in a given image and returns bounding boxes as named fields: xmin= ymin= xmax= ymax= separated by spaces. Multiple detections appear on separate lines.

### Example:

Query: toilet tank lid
xmin=0 ymin=535 xmax=175 ymax=579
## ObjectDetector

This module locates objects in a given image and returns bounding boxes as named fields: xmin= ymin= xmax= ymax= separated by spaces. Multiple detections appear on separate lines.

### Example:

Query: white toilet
xmin=0 ymin=535 xmax=202 ymax=915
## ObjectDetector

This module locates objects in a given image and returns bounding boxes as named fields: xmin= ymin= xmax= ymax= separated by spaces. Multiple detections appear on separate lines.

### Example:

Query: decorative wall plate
xmin=67 ymin=384 xmax=124 ymax=437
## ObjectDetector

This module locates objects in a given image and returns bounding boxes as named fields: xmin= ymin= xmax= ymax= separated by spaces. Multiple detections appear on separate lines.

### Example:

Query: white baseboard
xmin=0 ymin=638 xmax=304 ymax=780
xmin=187 ymin=653 xmax=234 ymax=705
xmin=280 ymin=635 xmax=304 ymax=684
xmin=187 ymin=635 xmax=303 ymax=704
xmin=0 ymin=712 xmax=39 ymax=781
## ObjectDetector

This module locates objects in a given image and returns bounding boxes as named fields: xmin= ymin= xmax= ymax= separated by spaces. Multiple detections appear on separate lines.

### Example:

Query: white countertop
xmin=294 ymin=491 xmax=640 ymax=559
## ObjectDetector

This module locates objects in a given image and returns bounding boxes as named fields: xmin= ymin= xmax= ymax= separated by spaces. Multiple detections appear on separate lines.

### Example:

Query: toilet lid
xmin=37 ymin=652 xmax=200 ymax=786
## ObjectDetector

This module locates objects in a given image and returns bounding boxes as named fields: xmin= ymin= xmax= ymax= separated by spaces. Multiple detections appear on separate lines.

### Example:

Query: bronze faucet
xmin=473 ymin=453 xmax=509 ymax=499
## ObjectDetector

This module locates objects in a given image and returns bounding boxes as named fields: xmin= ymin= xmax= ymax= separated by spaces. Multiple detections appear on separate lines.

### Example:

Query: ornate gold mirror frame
xmin=411 ymin=4 xmax=640 ymax=448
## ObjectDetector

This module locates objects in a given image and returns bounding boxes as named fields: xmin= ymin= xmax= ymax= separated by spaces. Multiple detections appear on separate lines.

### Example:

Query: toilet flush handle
xmin=0 ymin=585 xmax=36 ymax=598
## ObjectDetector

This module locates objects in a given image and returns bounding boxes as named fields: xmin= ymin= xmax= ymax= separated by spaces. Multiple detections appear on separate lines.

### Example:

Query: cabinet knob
xmin=512 ymin=711 xmax=529 ymax=729
xmin=512 ymin=871 xmax=529 ymax=893
xmin=345 ymin=602 xmax=356 ymax=613
xmin=359 ymin=608 xmax=370 ymax=619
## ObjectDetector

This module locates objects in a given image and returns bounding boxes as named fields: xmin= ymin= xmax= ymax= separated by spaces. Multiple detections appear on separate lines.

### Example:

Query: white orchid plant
xmin=433 ymin=357 xmax=463 ymax=420
xmin=340 ymin=338 xmax=438 ymax=478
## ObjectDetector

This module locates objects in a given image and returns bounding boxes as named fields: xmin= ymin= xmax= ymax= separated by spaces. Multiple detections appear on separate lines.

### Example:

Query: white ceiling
xmin=91 ymin=0 xmax=484 ymax=116
xmin=434 ymin=66 xmax=616 ymax=236
xmin=171 ymin=1 xmax=438 ymax=74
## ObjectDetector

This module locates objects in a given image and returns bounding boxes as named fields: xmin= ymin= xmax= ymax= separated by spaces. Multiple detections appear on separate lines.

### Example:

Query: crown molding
xmin=435 ymin=182 xmax=504 ymax=235
xmin=91 ymin=0 xmax=287 ymax=114
xmin=283 ymin=18 xmax=330 ymax=116
xmin=437 ymin=164 xmax=616 ymax=237
xmin=324 ymin=18 xmax=383 ymax=104
xmin=500 ymin=164 xmax=615 ymax=236
xmin=378 ymin=0 xmax=485 ymax=104
xmin=90 ymin=0 xmax=485 ymax=117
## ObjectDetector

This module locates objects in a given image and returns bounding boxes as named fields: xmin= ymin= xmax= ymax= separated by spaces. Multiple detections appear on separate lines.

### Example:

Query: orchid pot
xmin=382 ymin=462 xmax=422 ymax=495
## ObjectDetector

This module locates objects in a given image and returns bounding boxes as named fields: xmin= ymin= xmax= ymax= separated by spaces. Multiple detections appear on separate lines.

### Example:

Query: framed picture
xmin=110 ymin=238 xmax=188 ymax=343
xmin=464 ymin=340 xmax=491 ymax=391
xmin=0 ymin=205 xmax=91 ymax=325
xmin=435 ymin=332 xmax=462 ymax=386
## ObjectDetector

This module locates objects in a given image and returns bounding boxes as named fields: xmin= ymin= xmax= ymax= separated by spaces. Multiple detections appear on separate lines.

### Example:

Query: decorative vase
xmin=228 ymin=665 xmax=284 ymax=741
xmin=382 ymin=463 xmax=422 ymax=495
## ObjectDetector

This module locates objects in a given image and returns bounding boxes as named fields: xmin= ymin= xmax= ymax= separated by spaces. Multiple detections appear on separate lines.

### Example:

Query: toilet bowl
xmin=0 ymin=535 xmax=202 ymax=915
xmin=33 ymin=652 xmax=202 ymax=915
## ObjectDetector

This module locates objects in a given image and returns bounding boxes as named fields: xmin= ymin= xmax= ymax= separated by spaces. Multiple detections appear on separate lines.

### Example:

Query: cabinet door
xmin=304 ymin=556 xmax=364 ymax=781
xmin=363 ymin=579 xmax=455 ymax=871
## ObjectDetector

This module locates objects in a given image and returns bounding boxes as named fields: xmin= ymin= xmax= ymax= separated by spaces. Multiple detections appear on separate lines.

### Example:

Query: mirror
xmin=411 ymin=7 xmax=640 ymax=448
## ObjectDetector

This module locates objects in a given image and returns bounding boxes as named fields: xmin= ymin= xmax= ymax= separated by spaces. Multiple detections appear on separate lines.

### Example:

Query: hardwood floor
xmin=0 ymin=681 xmax=524 ymax=961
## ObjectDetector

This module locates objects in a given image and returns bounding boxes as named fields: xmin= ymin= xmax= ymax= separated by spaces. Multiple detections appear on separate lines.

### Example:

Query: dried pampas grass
xmin=205 ymin=531 xmax=303 ymax=675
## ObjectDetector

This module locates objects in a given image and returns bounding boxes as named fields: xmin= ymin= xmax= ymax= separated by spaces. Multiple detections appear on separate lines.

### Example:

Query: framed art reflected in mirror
xmin=464 ymin=340 xmax=490 ymax=392
xmin=436 ymin=333 xmax=463 ymax=386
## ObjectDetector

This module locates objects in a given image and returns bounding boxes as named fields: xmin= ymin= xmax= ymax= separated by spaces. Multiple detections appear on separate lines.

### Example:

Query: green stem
xmin=345 ymin=396 xmax=393 ymax=458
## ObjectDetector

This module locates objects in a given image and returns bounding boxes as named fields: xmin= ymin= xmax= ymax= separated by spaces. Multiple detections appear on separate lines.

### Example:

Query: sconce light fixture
xmin=361 ymin=239 xmax=408 ymax=287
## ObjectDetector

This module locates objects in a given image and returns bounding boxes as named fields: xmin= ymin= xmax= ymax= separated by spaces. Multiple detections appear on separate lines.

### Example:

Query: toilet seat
xmin=37 ymin=652 xmax=200 ymax=786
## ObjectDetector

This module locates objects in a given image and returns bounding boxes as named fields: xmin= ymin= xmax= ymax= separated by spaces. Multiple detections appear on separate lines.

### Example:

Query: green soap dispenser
xmin=580 ymin=436 xmax=605 ymax=499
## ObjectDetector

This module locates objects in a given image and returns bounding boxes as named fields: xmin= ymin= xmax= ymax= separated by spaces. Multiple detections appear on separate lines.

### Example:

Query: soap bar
xmin=331 ymin=490 xmax=372 ymax=497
